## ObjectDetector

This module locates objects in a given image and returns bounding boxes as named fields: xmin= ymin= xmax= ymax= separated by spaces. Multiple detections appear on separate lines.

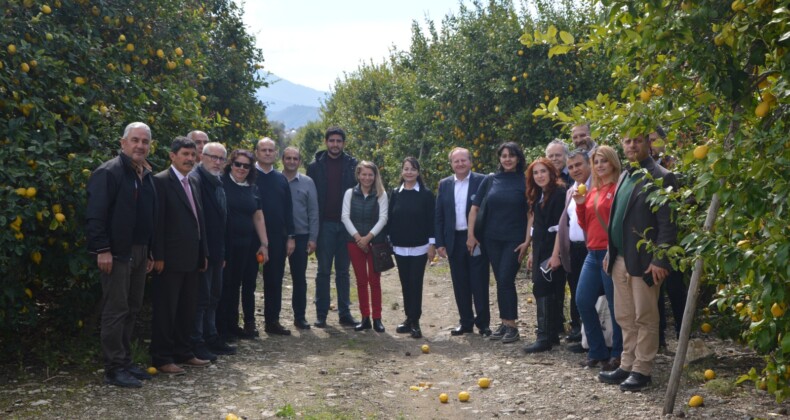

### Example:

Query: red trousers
xmin=347 ymin=243 xmax=382 ymax=319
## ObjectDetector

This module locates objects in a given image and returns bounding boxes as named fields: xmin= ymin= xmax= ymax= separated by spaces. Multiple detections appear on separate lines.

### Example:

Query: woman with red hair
xmin=523 ymin=157 xmax=567 ymax=353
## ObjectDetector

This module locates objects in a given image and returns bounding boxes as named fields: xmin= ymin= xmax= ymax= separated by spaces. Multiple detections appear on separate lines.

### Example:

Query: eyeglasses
xmin=203 ymin=153 xmax=226 ymax=163
xmin=232 ymin=161 xmax=252 ymax=169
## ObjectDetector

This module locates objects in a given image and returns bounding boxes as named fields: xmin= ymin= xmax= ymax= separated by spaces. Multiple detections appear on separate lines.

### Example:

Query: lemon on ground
xmin=439 ymin=393 xmax=449 ymax=403
xmin=478 ymin=377 xmax=491 ymax=388
xmin=146 ymin=366 xmax=157 ymax=375
xmin=688 ymin=395 xmax=703 ymax=407
xmin=458 ymin=391 xmax=470 ymax=402
xmin=225 ymin=414 xmax=239 ymax=420
xmin=704 ymin=369 xmax=715 ymax=380
xmin=421 ymin=344 xmax=430 ymax=354
xmin=700 ymin=322 xmax=712 ymax=333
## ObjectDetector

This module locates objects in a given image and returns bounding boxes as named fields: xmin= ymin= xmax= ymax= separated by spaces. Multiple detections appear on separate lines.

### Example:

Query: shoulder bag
xmin=473 ymin=174 xmax=494 ymax=240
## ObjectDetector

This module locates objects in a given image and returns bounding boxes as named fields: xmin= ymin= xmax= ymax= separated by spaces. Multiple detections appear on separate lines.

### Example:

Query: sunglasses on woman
xmin=232 ymin=161 xmax=252 ymax=169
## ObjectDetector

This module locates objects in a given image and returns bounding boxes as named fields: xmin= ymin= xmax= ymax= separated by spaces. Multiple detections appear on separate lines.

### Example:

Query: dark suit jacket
xmin=152 ymin=167 xmax=208 ymax=272
xmin=435 ymin=172 xmax=485 ymax=256
xmin=606 ymin=157 xmax=677 ymax=276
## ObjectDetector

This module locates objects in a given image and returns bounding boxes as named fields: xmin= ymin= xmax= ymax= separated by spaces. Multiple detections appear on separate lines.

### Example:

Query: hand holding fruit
xmin=572 ymin=184 xmax=587 ymax=204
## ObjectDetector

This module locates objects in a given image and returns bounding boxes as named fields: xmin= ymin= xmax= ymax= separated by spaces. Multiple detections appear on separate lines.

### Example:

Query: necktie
xmin=181 ymin=177 xmax=199 ymax=223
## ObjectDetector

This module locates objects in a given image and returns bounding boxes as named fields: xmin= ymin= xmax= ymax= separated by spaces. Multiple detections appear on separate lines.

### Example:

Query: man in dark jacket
xmin=306 ymin=127 xmax=359 ymax=328
xmin=599 ymin=133 xmax=678 ymax=392
xmin=188 ymin=138 xmax=235 ymax=359
xmin=86 ymin=122 xmax=157 ymax=388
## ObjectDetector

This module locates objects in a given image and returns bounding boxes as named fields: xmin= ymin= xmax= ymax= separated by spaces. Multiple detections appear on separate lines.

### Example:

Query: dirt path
xmin=1 ymin=259 xmax=788 ymax=419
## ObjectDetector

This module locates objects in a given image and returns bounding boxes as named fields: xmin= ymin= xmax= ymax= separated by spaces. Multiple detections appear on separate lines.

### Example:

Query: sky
xmin=241 ymin=0 xmax=463 ymax=92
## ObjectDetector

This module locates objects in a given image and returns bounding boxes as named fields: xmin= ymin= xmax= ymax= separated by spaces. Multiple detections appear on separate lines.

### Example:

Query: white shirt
xmin=453 ymin=173 xmax=470 ymax=231
xmin=392 ymin=183 xmax=435 ymax=256
xmin=568 ymin=179 xmax=591 ymax=242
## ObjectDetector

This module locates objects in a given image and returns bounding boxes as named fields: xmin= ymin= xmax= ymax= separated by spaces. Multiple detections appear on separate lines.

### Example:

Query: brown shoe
xmin=602 ymin=357 xmax=621 ymax=371
xmin=157 ymin=363 xmax=186 ymax=375
xmin=181 ymin=357 xmax=210 ymax=368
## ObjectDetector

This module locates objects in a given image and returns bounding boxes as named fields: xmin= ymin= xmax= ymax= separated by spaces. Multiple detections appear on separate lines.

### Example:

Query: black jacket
xmin=86 ymin=152 xmax=157 ymax=259
xmin=306 ymin=150 xmax=358 ymax=221
xmin=190 ymin=164 xmax=227 ymax=264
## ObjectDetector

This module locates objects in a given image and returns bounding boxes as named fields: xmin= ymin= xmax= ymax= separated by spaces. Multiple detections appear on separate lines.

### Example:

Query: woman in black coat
xmin=523 ymin=157 xmax=567 ymax=353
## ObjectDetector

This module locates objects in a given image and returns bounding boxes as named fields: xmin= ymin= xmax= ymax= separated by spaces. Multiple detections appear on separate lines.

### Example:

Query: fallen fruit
xmin=225 ymin=414 xmax=239 ymax=420
xmin=421 ymin=344 xmax=430 ymax=354
xmin=439 ymin=393 xmax=449 ymax=403
xmin=700 ymin=323 xmax=712 ymax=333
xmin=147 ymin=366 xmax=157 ymax=375
xmin=704 ymin=369 xmax=715 ymax=380
xmin=478 ymin=377 xmax=491 ymax=388
xmin=458 ymin=391 xmax=470 ymax=402
xmin=688 ymin=395 xmax=703 ymax=407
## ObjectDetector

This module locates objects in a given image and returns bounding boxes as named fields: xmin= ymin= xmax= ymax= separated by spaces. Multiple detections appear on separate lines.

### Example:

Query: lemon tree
xmin=521 ymin=0 xmax=789 ymax=402
xmin=0 ymin=0 xmax=268 ymax=362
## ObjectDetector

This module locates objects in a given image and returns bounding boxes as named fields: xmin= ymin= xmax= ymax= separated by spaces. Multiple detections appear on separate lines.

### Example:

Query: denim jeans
xmin=314 ymin=221 xmax=351 ymax=321
xmin=575 ymin=249 xmax=623 ymax=361
xmin=484 ymin=238 xmax=521 ymax=320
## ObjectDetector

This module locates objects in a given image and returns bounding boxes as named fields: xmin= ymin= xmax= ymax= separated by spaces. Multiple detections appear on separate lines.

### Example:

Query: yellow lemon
xmin=478 ymin=377 xmax=491 ymax=388
xmin=199 ymin=95 xmax=207 ymax=102
xmin=26 ymin=187 xmax=37 ymax=198
xmin=225 ymin=414 xmax=239 ymax=420
xmin=8 ymin=44 xmax=17 ymax=54
xmin=639 ymin=89 xmax=652 ymax=102
xmin=119 ymin=34 xmax=126 ymax=42
xmin=31 ymin=251 xmax=42 ymax=265
xmin=771 ymin=303 xmax=784 ymax=318
xmin=25 ymin=288 xmax=33 ymax=298
xmin=704 ymin=369 xmax=715 ymax=380
xmin=511 ymin=76 xmax=517 ymax=82
xmin=693 ymin=145 xmax=709 ymax=160
xmin=77 ymin=320 xmax=83 ymax=328
xmin=735 ymin=302 xmax=744 ymax=311
xmin=52 ymin=204 xmax=62 ymax=213
xmin=700 ymin=323 xmax=712 ymax=333
xmin=41 ymin=4 xmax=52 ymax=14
xmin=577 ymin=184 xmax=587 ymax=195
xmin=125 ymin=15 xmax=134 ymax=24
xmin=458 ymin=391 xmax=470 ymax=402
xmin=156 ymin=49 xmax=165 ymax=58
xmin=688 ymin=395 xmax=703 ymax=407
xmin=439 ymin=393 xmax=449 ymax=403
xmin=75 ymin=76 xmax=86 ymax=85
xmin=126 ymin=43 xmax=135 ymax=52
xmin=55 ymin=213 xmax=66 ymax=223
xmin=175 ymin=47 xmax=183 ymax=56
xmin=755 ymin=101 xmax=770 ymax=118
xmin=731 ymin=0 xmax=745 ymax=11
xmin=21 ymin=62 xmax=30 ymax=73
xmin=761 ymin=91 xmax=776 ymax=104
xmin=421 ymin=344 xmax=430 ymax=354
xmin=527 ymin=297 xmax=533 ymax=304
xmin=146 ymin=366 xmax=157 ymax=375
xmin=16 ymin=187 xmax=27 ymax=196
xmin=184 ymin=58 xmax=192 ymax=66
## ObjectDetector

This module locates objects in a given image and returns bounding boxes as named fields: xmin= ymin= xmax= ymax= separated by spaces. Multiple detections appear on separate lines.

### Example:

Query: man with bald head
xmin=187 ymin=130 xmax=209 ymax=163
xmin=255 ymin=138 xmax=296 ymax=336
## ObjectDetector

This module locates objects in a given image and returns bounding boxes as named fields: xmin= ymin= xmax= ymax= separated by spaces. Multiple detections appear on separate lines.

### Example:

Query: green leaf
xmin=548 ymin=45 xmax=572 ymax=57
xmin=559 ymin=31 xmax=575 ymax=44
xmin=547 ymin=25 xmax=558 ymax=40
xmin=519 ymin=33 xmax=534 ymax=46
xmin=547 ymin=96 xmax=560 ymax=113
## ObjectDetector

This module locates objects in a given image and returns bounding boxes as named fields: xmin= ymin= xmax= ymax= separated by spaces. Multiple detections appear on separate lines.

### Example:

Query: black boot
xmin=523 ymin=296 xmax=552 ymax=353
xmin=373 ymin=319 xmax=385 ymax=332
xmin=396 ymin=318 xmax=411 ymax=334
xmin=550 ymin=292 xmax=563 ymax=345
xmin=354 ymin=317 xmax=372 ymax=331
xmin=410 ymin=320 xmax=422 ymax=338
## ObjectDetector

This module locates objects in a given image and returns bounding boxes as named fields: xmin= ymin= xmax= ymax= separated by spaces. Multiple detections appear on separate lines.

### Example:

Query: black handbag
xmin=473 ymin=175 xmax=494 ymax=240
xmin=371 ymin=242 xmax=395 ymax=273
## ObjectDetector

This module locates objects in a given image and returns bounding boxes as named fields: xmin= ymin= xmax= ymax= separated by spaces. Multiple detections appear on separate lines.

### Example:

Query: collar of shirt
xmin=255 ymin=162 xmax=274 ymax=174
xmin=453 ymin=172 xmax=470 ymax=183
xmin=171 ymin=165 xmax=189 ymax=182
xmin=398 ymin=183 xmax=420 ymax=192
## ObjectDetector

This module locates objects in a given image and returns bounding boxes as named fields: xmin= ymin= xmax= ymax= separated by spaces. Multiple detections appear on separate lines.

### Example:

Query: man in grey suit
xmin=599 ymin=133 xmax=677 ymax=392
xmin=151 ymin=136 xmax=210 ymax=375
xmin=435 ymin=147 xmax=491 ymax=337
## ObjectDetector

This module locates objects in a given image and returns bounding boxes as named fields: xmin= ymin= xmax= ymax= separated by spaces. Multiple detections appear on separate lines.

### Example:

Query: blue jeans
xmin=315 ymin=221 xmax=351 ymax=321
xmin=484 ymin=238 xmax=521 ymax=320
xmin=575 ymin=249 xmax=623 ymax=361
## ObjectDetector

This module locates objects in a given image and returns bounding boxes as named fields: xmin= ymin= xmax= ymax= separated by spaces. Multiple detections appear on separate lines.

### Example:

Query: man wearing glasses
xmin=188 ymin=131 xmax=209 ymax=162
xmin=188 ymin=136 xmax=236 ymax=359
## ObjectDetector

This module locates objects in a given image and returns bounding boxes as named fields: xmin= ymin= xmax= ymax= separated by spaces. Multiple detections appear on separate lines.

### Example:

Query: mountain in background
xmin=257 ymin=74 xmax=327 ymax=130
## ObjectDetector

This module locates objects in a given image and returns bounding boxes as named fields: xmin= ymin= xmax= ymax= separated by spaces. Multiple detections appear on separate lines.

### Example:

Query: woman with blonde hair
xmin=574 ymin=145 xmax=623 ymax=370
xmin=341 ymin=161 xmax=388 ymax=332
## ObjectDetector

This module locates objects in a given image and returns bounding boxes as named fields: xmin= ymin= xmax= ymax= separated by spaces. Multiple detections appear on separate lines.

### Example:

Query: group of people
xmin=87 ymin=121 xmax=682 ymax=393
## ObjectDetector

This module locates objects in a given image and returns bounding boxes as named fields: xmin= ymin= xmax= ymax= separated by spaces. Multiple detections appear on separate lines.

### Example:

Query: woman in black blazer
xmin=389 ymin=157 xmax=436 ymax=338
xmin=523 ymin=157 xmax=567 ymax=353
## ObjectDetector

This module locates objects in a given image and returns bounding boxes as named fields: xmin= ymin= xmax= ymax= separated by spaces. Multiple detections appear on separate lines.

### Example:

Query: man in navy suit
xmin=435 ymin=147 xmax=491 ymax=337
xmin=151 ymin=136 xmax=210 ymax=375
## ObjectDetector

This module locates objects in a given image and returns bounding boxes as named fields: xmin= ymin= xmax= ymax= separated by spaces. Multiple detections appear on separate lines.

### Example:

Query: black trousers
xmin=288 ymin=234 xmax=309 ymax=322
xmin=218 ymin=238 xmax=255 ymax=334
xmin=448 ymin=231 xmax=490 ymax=330
xmin=395 ymin=254 xmax=428 ymax=322
xmin=659 ymin=269 xmax=687 ymax=343
xmin=261 ymin=233 xmax=287 ymax=324
xmin=150 ymin=269 xmax=199 ymax=367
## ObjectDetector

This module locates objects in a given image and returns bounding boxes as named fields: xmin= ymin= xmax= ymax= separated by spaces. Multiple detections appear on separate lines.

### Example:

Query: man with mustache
xmin=150 ymin=136 xmax=210 ymax=375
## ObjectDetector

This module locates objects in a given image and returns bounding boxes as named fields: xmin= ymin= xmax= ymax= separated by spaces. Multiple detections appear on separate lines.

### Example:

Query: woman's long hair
xmin=398 ymin=156 xmax=426 ymax=191
xmin=526 ymin=157 xmax=564 ymax=208
xmin=355 ymin=161 xmax=385 ymax=198
xmin=591 ymin=146 xmax=622 ymax=189
xmin=496 ymin=142 xmax=526 ymax=173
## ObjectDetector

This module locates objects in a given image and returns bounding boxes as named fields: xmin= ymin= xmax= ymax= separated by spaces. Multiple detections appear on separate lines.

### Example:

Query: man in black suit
xmin=599 ymin=133 xmax=677 ymax=392
xmin=151 ymin=136 xmax=210 ymax=375
xmin=435 ymin=147 xmax=491 ymax=337
xmin=86 ymin=122 xmax=156 ymax=388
